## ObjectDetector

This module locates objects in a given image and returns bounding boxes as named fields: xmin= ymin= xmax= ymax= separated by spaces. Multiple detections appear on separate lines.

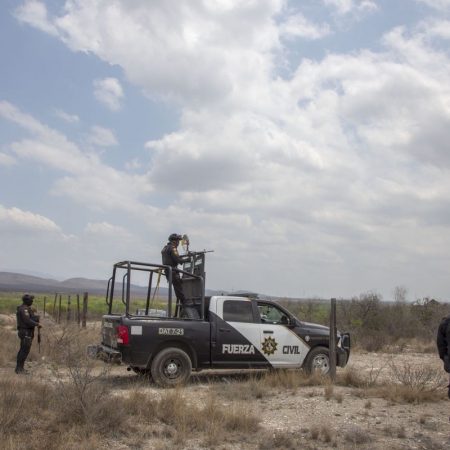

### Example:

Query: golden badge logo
xmin=261 ymin=336 xmax=278 ymax=355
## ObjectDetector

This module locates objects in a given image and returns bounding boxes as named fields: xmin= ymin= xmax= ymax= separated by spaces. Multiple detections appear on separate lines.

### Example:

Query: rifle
xmin=187 ymin=250 xmax=214 ymax=256
xmin=32 ymin=307 xmax=41 ymax=353
xmin=37 ymin=326 xmax=41 ymax=353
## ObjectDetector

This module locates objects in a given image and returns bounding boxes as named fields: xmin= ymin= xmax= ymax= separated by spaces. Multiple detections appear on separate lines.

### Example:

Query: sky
xmin=1 ymin=0 xmax=450 ymax=301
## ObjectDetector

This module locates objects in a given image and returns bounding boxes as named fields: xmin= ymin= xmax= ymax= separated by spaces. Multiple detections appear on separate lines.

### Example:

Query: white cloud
xmin=54 ymin=108 xmax=80 ymax=123
xmin=323 ymin=0 xmax=378 ymax=15
xmin=125 ymin=158 xmax=142 ymax=170
xmin=420 ymin=19 xmax=450 ymax=39
xmin=280 ymin=13 xmax=331 ymax=40
xmin=88 ymin=125 xmax=118 ymax=147
xmin=93 ymin=77 xmax=124 ymax=111
xmin=0 ymin=101 xmax=151 ymax=212
xmin=0 ymin=204 xmax=61 ymax=233
xmin=0 ymin=153 xmax=16 ymax=166
xmin=416 ymin=0 xmax=450 ymax=11
xmin=14 ymin=0 xmax=58 ymax=36
xmin=17 ymin=0 xmax=283 ymax=105
xmin=85 ymin=221 xmax=131 ymax=237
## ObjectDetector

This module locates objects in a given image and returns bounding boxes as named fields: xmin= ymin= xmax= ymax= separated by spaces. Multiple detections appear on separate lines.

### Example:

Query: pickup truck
xmin=89 ymin=257 xmax=350 ymax=386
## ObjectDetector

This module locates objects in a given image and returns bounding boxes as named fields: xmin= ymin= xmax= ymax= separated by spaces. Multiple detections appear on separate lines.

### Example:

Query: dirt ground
xmin=42 ymin=351 xmax=450 ymax=449
xmin=2 ymin=314 xmax=450 ymax=450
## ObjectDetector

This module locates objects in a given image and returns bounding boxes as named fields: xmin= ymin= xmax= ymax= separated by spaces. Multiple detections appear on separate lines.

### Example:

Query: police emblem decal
xmin=261 ymin=336 xmax=278 ymax=355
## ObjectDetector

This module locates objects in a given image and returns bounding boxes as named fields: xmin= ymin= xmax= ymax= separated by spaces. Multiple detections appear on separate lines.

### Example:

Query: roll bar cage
xmin=105 ymin=260 xmax=206 ymax=320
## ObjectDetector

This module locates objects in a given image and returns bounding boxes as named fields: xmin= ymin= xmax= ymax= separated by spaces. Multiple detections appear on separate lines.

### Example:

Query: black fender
xmin=145 ymin=339 xmax=198 ymax=369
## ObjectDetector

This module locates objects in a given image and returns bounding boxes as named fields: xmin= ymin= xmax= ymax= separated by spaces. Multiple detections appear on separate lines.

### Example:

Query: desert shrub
xmin=320 ymin=424 xmax=334 ymax=443
xmin=338 ymin=367 xmax=370 ymax=388
xmin=281 ymin=292 xmax=449 ymax=351
xmin=268 ymin=431 xmax=296 ymax=449
xmin=389 ymin=361 xmax=443 ymax=391
xmin=344 ymin=425 xmax=371 ymax=444
xmin=360 ymin=361 xmax=445 ymax=404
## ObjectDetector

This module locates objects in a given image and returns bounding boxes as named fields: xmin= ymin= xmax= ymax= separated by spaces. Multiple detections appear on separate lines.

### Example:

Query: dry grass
xmin=214 ymin=369 xmax=327 ymax=401
xmin=308 ymin=423 xmax=335 ymax=444
xmin=344 ymin=425 xmax=372 ymax=444
xmin=370 ymin=383 xmax=442 ymax=403
xmin=324 ymin=384 xmax=334 ymax=400
xmin=120 ymin=388 xmax=260 ymax=446
xmin=261 ymin=369 xmax=327 ymax=390
xmin=339 ymin=361 xmax=388 ymax=388
xmin=0 ymin=327 xmax=18 ymax=366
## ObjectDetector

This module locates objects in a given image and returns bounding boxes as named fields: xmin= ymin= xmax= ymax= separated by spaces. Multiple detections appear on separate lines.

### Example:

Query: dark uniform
xmin=437 ymin=314 xmax=450 ymax=398
xmin=161 ymin=234 xmax=188 ymax=306
xmin=16 ymin=294 xmax=40 ymax=374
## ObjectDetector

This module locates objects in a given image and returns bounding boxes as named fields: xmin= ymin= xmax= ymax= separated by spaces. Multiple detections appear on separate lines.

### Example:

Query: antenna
xmin=181 ymin=234 xmax=190 ymax=253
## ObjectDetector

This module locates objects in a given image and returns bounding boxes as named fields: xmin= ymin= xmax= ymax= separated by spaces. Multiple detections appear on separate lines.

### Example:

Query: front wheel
xmin=303 ymin=346 xmax=330 ymax=375
xmin=151 ymin=347 xmax=192 ymax=387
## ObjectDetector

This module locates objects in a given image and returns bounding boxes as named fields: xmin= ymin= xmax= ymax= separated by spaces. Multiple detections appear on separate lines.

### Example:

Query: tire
xmin=151 ymin=347 xmax=192 ymax=387
xmin=303 ymin=346 xmax=330 ymax=375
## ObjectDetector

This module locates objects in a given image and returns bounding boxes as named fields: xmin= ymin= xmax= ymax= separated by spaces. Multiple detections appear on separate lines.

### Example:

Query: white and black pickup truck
xmin=88 ymin=258 xmax=350 ymax=386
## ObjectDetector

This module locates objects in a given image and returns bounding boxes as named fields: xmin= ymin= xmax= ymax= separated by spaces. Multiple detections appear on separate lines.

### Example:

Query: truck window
xmin=223 ymin=300 xmax=254 ymax=323
xmin=257 ymin=303 xmax=288 ymax=324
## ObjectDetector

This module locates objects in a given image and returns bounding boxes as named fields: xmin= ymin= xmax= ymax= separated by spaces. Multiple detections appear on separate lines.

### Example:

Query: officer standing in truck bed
xmin=161 ymin=233 xmax=188 ymax=306
xmin=16 ymin=294 xmax=41 ymax=374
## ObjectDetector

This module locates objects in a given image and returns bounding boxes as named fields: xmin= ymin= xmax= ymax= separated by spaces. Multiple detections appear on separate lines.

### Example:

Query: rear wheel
xmin=151 ymin=347 xmax=192 ymax=387
xmin=303 ymin=346 xmax=330 ymax=375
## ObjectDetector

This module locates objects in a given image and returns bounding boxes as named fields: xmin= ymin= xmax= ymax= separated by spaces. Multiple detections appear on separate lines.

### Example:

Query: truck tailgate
xmin=101 ymin=315 xmax=122 ymax=348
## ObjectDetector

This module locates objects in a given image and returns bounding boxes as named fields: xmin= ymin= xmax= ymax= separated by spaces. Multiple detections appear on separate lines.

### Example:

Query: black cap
xmin=168 ymin=233 xmax=182 ymax=241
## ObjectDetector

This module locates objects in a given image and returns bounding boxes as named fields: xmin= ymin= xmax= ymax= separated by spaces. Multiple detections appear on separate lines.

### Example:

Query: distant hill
xmin=0 ymin=271 xmax=227 ymax=298
xmin=0 ymin=271 xmax=164 ymax=296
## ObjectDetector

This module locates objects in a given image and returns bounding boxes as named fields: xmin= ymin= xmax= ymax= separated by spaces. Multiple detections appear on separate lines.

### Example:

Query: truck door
xmin=211 ymin=297 xmax=268 ymax=367
xmin=256 ymin=301 xmax=309 ymax=368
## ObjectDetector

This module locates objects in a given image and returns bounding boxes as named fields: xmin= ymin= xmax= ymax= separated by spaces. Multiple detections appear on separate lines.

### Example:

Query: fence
xmin=42 ymin=292 xmax=89 ymax=327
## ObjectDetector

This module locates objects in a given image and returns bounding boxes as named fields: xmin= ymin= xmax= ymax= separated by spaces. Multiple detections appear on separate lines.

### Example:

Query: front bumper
xmin=87 ymin=344 xmax=122 ymax=364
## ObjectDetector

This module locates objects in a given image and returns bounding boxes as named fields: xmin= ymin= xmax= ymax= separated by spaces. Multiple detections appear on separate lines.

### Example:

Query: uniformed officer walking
xmin=16 ymin=294 xmax=41 ymax=374
xmin=161 ymin=234 xmax=189 ymax=306
xmin=437 ymin=314 xmax=450 ymax=398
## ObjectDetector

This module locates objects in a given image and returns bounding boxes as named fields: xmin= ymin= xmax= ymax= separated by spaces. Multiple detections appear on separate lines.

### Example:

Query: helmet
xmin=22 ymin=294 xmax=34 ymax=305
xmin=168 ymin=233 xmax=182 ymax=242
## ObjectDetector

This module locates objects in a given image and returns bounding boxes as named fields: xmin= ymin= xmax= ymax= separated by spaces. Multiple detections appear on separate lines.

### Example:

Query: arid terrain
xmin=1 ymin=314 xmax=449 ymax=449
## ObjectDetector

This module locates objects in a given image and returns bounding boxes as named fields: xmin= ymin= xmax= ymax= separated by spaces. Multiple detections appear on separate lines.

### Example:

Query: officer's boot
xmin=15 ymin=356 xmax=28 ymax=374
xmin=15 ymin=365 xmax=28 ymax=374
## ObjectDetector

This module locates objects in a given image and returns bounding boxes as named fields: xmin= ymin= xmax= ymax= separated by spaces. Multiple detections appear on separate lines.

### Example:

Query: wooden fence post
xmin=67 ymin=295 xmax=72 ymax=322
xmin=329 ymin=298 xmax=337 ymax=383
xmin=82 ymin=292 xmax=88 ymax=328
xmin=76 ymin=294 xmax=81 ymax=326
xmin=43 ymin=296 xmax=47 ymax=317
xmin=53 ymin=293 xmax=58 ymax=318
xmin=58 ymin=294 xmax=62 ymax=324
